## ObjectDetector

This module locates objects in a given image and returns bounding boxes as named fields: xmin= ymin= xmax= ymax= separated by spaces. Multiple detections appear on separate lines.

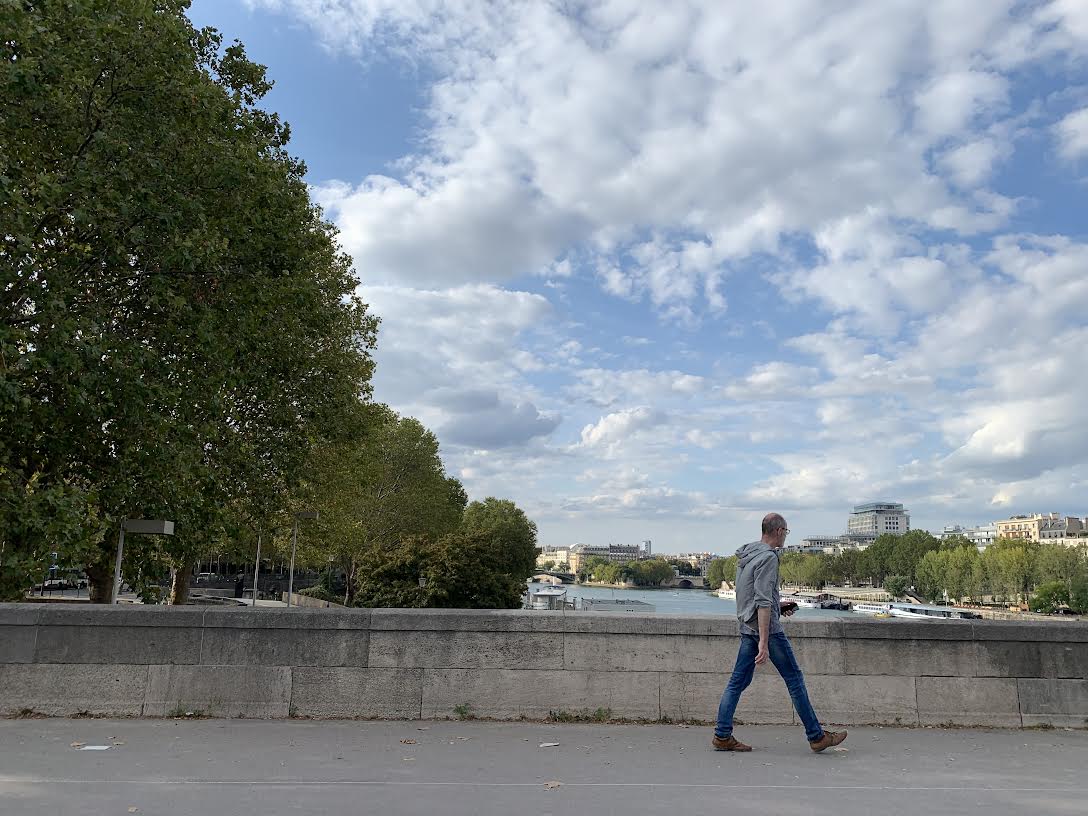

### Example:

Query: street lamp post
xmin=113 ymin=519 xmax=175 ymax=604
xmin=287 ymin=511 xmax=319 ymax=607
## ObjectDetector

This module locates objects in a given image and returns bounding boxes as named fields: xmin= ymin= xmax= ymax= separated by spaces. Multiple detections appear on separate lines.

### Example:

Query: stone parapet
xmin=1 ymin=605 xmax=1085 ymax=727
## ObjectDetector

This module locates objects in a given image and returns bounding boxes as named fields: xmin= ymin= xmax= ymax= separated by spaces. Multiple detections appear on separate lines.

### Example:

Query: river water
xmin=527 ymin=582 xmax=855 ymax=620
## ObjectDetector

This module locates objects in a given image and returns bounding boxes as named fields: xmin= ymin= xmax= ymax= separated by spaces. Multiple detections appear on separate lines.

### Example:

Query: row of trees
xmin=704 ymin=533 xmax=1088 ymax=613
xmin=1 ymin=2 xmax=538 ymax=608
xmin=577 ymin=557 xmax=676 ymax=587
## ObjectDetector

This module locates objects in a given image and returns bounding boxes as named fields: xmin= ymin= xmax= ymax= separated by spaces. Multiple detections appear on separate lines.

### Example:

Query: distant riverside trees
xmin=580 ymin=558 xmax=675 ymax=587
xmin=760 ymin=531 xmax=1088 ymax=613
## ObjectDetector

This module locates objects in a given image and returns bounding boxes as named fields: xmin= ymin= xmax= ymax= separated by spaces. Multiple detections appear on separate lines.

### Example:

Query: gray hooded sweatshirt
xmin=734 ymin=540 xmax=783 ymax=636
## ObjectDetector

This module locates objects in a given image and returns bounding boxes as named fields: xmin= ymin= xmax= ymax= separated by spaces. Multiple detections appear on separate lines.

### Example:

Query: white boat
xmin=785 ymin=593 xmax=820 ymax=608
xmin=529 ymin=585 xmax=568 ymax=610
xmin=852 ymin=602 xmax=893 ymax=617
xmin=716 ymin=582 xmax=736 ymax=600
xmin=887 ymin=602 xmax=981 ymax=620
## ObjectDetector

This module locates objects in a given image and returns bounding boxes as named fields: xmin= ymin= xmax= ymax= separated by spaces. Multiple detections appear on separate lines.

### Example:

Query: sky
xmin=185 ymin=0 xmax=1088 ymax=553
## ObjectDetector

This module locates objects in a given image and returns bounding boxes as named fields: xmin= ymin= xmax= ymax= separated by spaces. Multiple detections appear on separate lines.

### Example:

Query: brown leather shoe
xmin=809 ymin=729 xmax=847 ymax=753
xmin=712 ymin=735 xmax=752 ymax=752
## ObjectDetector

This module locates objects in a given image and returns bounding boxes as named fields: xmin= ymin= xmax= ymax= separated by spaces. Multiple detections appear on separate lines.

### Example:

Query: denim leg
xmin=767 ymin=632 xmax=824 ymax=742
xmin=715 ymin=635 xmax=758 ymax=738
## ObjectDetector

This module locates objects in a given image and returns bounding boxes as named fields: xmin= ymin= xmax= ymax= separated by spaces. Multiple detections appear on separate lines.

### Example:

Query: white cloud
xmin=237 ymin=1 xmax=1088 ymax=547
xmin=1055 ymin=107 xmax=1088 ymax=160
xmin=579 ymin=407 xmax=666 ymax=453
xmin=263 ymin=0 xmax=1082 ymax=313
xmin=938 ymin=138 xmax=1007 ymax=188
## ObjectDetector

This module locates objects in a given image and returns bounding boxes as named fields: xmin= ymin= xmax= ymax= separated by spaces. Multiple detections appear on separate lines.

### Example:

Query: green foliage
xmin=1069 ymin=579 xmax=1088 ymax=615
xmin=668 ymin=559 xmax=701 ymax=576
xmin=296 ymin=405 xmax=465 ymax=603
xmin=1029 ymin=581 xmax=1070 ymax=614
xmin=706 ymin=556 xmax=737 ymax=589
xmin=884 ymin=575 xmax=909 ymax=599
xmin=352 ymin=496 xmax=540 ymax=610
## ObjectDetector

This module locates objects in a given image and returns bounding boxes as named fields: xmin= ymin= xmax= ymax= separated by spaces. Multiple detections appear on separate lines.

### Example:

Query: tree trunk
xmin=344 ymin=557 xmax=356 ymax=606
xmin=170 ymin=559 xmax=195 ymax=605
xmin=85 ymin=558 xmax=114 ymax=604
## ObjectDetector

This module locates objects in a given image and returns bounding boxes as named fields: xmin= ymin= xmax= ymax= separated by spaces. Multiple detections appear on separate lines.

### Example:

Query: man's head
xmin=761 ymin=513 xmax=789 ymax=549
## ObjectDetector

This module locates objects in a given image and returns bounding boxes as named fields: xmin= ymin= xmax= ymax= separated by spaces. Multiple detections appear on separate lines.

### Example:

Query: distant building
xmin=965 ymin=523 xmax=998 ymax=551
xmin=566 ymin=541 xmax=651 ymax=572
xmin=847 ymin=502 xmax=910 ymax=536
xmin=535 ymin=546 xmax=571 ymax=568
xmin=672 ymin=552 xmax=715 ymax=572
xmin=795 ymin=532 xmax=876 ymax=554
xmin=995 ymin=513 xmax=1083 ymax=542
xmin=940 ymin=525 xmax=965 ymax=539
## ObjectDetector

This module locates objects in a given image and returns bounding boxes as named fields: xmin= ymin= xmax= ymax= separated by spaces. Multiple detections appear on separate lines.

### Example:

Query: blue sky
xmin=187 ymin=1 xmax=1088 ymax=552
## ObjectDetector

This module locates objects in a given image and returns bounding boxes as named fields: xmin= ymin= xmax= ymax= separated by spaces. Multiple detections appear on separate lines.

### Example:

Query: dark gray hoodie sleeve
xmin=751 ymin=554 xmax=778 ymax=608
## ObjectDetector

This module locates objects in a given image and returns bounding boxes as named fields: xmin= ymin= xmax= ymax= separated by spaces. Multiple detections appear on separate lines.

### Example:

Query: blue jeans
xmin=715 ymin=632 xmax=824 ymax=742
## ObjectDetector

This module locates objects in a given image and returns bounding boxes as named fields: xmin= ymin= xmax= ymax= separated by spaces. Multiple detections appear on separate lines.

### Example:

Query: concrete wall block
xmin=806 ymin=675 xmax=918 ymax=725
xmin=663 ymin=616 xmax=738 ymax=637
xmin=369 ymin=630 xmax=562 ymax=669
xmin=0 ymin=664 xmax=148 ymax=716
xmin=0 ymin=604 xmax=42 ymax=625
xmin=143 ymin=665 xmax=291 ymax=718
xmin=659 ymin=670 xmax=795 ymax=724
xmin=533 ymin=613 xmax=669 ymax=635
xmin=841 ymin=618 xmax=968 ymax=641
xmin=291 ymin=667 xmax=423 ymax=718
xmin=787 ymin=637 xmax=846 ymax=675
xmin=202 ymin=608 xmax=371 ymax=630
xmin=916 ymin=677 xmax=1021 ymax=727
xmin=370 ymin=609 xmax=534 ymax=632
xmin=844 ymin=638 xmax=977 ymax=677
xmin=0 ymin=625 xmax=37 ymax=663
xmin=421 ymin=669 xmax=662 ymax=720
xmin=976 ymin=641 xmax=1088 ymax=679
xmin=783 ymin=619 xmax=845 ymax=639
xmin=35 ymin=625 xmax=202 ymax=665
xmin=563 ymin=633 xmax=732 ymax=673
xmin=38 ymin=605 xmax=205 ymax=628
xmin=200 ymin=628 xmax=369 ymax=667
xmin=973 ymin=621 xmax=1088 ymax=643
xmin=1017 ymin=679 xmax=1088 ymax=728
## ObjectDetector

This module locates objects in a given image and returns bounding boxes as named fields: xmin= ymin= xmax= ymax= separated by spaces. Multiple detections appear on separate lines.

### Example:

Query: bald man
xmin=712 ymin=513 xmax=847 ymax=753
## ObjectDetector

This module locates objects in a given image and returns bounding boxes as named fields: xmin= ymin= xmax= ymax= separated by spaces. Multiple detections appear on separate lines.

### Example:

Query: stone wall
xmin=1 ymin=604 xmax=1085 ymax=727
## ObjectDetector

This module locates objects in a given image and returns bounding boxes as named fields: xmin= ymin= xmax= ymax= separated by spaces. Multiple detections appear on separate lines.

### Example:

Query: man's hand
xmin=755 ymin=639 xmax=769 ymax=665
xmin=780 ymin=600 xmax=798 ymax=617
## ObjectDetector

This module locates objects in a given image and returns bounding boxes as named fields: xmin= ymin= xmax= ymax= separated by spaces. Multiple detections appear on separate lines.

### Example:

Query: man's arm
xmin=756 ymin=607 xmax=771 ymax=665
xmin=752 ymin=556 xmax=777 ymax=665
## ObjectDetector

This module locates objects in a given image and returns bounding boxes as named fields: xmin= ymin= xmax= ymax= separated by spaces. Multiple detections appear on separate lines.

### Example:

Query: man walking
xmin=712 ymin=513 xmax=847 ymax=753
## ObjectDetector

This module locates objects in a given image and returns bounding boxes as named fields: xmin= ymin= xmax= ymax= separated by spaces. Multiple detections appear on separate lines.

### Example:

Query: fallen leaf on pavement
xmin=128 ymin=808 xmax=139 ymax=813
xmin=403 ymin=757 xmax=416 ymax=762
xmin=70 ymin=742 xmax=84 ymax=748
xmin=399 ymin=739 xmax=417 ymax=745
xmin=832 ymin=747 xmax=849 ymax=753
xmin=545 ymin=781 xmax=562 ymax=789
xmin=539 ymin=742 xmax=560 ymax=748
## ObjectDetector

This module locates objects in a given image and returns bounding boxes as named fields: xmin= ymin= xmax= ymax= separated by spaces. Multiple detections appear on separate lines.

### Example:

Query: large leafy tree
xmin=299 ymin=406 xmax=467 ymax=604
xmin=1 ymin=1 xmax=377 ymax=601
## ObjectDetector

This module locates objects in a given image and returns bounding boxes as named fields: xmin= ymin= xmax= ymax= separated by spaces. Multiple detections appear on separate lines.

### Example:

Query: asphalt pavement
xmin=1 ymin=718 xmax=1085 ymax=815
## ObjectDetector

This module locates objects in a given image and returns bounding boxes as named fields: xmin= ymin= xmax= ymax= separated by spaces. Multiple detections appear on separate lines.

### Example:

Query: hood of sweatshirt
xmin=735 ymin=539 xmax=776 ymax=569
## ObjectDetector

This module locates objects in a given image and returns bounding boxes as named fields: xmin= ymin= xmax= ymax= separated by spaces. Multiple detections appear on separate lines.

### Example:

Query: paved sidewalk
xmin=1 ymin=719 xmax=1085 ymax=815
